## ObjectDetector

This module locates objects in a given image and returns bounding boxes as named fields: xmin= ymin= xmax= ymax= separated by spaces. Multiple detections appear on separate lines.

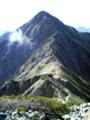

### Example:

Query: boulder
xmin=0 ymin=112 xmax=7 ymax=120
xmin=63 ymin=114 xmax=71 ymax=120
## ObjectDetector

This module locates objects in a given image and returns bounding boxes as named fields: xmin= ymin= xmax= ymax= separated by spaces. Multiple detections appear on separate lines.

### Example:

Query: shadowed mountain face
xmin=0 ymin=11 xmax=90 ymax=101
xmin=0 ymin=33 xmax=32 ymax=85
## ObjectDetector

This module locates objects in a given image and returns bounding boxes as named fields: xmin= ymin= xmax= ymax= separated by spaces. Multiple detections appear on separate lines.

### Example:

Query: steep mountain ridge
xmin=0 ymin=11 xmax=64 ymax=85
xmin=0 ymin=11 xmax=90 ymax=101
xmin=12 ymin=31 xmax=90 ymax=100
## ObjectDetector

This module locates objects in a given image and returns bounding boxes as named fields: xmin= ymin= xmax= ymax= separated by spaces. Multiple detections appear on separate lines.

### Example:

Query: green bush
xmin=33 ymin=96 xmax=70 ymax=115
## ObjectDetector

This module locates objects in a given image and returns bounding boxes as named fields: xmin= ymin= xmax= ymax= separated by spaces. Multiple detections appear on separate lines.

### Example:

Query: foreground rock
xmin=0 ymin=97 xmax=89 ymax=120
xmin=0 ymin=112 xmax=7 ymax=120
xmin=1 ymin=103 xmax=90 ymax=120
xmin=1 ymin=108 xmax=64 ymax=120
xmin=63 ymin=103 xmax=90 ymax=120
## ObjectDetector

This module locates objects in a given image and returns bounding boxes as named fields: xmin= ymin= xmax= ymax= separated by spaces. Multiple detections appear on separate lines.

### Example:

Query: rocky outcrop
xmin=63 ymin=103 xmax=90 ymax=120
xmin=0 ymin=102 xmax=90 ymax=120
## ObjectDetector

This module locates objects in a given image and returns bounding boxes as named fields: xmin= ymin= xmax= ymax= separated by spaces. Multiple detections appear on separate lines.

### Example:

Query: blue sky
xmin=0 ymin=0 xmax=90 ymax=31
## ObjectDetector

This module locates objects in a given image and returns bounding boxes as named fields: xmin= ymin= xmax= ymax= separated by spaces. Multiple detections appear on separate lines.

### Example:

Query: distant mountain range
xmin=0 ymin=11 xmax=90 ymax=101
xmin=77 ymin=27 xmax=90 ymax=32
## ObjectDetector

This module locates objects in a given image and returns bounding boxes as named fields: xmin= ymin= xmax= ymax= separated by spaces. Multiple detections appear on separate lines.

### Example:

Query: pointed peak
xmin=28 ymin=11 xmax=53 ymax=25
xmin=34 ymin=11 xmax=52 ymax=19
xmin=35 ymin=11 xmax=64 ymax=26
xmin=38 ymin=11 xmax=51 ymax=16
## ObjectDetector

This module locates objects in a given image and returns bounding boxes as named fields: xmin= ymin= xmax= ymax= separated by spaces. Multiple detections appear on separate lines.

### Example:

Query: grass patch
xmin=0 ymin=95 xmax=70 ymax=115
xmin=23 ymin=96 xmax=70 ymax=115
xmin=0 ymin=95 xmax=85 ymax=115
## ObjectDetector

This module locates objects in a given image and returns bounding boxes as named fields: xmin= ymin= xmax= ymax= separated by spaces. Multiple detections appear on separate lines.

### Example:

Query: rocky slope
xmin=0 ymin=11 xmax=90 ymax=101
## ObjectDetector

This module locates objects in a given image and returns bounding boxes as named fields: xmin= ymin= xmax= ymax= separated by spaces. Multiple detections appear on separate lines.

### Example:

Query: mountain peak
xmin=37 ymin=11 xmax=51 ymax=17
xmin=0 ymin=11 xmax=90 ymax=101
xmin=32 ymin=11 xmax=52 ymax=22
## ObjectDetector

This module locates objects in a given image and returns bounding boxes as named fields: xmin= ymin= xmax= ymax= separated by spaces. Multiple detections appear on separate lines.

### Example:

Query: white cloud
xmin=9 ymin=30 xmax=23 ymax=44
xmin=9 ymin=29 xmax=34 ymax=47
xmin=0 ymin=0 xmax=90 ymax=31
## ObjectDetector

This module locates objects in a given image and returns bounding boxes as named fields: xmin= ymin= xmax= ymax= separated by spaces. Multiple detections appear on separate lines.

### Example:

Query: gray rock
xmin=0 ymin=112 xmax=7 ymax=120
